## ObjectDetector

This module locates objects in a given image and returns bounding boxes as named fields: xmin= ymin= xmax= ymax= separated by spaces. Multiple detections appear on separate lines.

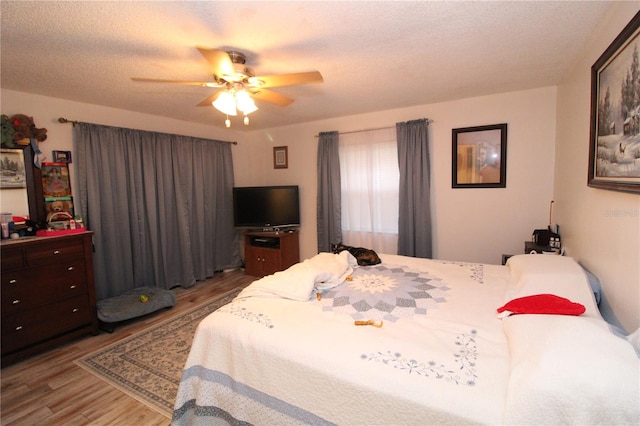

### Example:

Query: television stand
xmin=243 ymin=230 xmax=300 ymax=277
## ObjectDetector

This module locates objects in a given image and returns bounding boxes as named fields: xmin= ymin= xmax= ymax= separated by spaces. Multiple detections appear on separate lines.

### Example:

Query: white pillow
xmin=505 ymin=254 xmax=599 ymax=317
xmin=628 ymin=328 xmax=640 ymax=357
xmin=503 ymin=314 xmax=640 ymax=424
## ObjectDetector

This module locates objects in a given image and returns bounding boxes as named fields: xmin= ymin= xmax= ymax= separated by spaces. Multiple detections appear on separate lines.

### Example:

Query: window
xmin=339 ymin=127 xmax=399 ymax=254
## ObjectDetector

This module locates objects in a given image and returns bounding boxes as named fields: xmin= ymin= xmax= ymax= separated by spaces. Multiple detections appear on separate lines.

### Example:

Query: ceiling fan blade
xmin=131 ymin=77 xmax=224 ymax=87
xmin=197 ymin=47 xmax=234 ymax=78
xmin=196 ymin=92 xmax=222 ymax=107
xmin=252 ymin=71 xmax=323 ymax=88
xmin=249 ymin=88 xmax=294 ymax=107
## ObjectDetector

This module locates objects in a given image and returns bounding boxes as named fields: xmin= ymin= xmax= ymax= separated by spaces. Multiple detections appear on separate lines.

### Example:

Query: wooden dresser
xmin=1 ymin=232 xmax=98 ymax=365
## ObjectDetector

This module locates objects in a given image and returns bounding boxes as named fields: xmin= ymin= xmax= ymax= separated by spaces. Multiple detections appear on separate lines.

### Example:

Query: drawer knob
xmin=12 ymin=299 xmax=20 ymax=305
xmin=67 ymin=266 xmax=75 ymax=271
xmin=72 ymin=308 xmax=79 ymax=313
xmin=70 ymin=284 xmax=77 ymax=289
xmin=53 ymin=250 xmax=60 ymax=255
xmin=15 ymin=325 xmax=23 ymax=331
xmin=9 ymin=279 xmax=17 ymax=284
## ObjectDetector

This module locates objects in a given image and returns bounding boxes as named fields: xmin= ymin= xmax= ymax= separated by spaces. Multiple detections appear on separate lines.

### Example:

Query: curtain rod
xmin=313 ymin=118 xmax=432 ymax=138
xmin=57 ymin=117 xmax=238 ymax=145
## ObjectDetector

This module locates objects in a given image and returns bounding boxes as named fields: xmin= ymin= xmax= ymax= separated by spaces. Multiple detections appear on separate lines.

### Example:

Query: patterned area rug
xmin=75 ymin=288 xmax=242 ymax=418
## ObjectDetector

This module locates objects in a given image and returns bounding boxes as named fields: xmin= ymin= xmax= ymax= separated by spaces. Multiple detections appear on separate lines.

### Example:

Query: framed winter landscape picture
xmin=588 ymin=11 xmax=640 ymax=193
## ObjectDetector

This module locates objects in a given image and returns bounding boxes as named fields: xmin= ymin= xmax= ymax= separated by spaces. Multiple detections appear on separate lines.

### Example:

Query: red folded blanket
xmin=497 ymin=293 xmax=585 ymax=316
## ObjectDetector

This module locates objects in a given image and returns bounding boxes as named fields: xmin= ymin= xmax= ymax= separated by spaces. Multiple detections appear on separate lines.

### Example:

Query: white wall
xmin=240 ymin=87 xmax=558 ymax=265
xmin=1 ymin=85 xmax=560 ymax=267
xmin=555 ymin=3 xmax=640 ymax=333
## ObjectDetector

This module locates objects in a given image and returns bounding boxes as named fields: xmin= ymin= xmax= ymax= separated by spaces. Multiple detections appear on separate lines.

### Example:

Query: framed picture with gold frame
xmin=274 ymin=146 xmax=288 ymax=169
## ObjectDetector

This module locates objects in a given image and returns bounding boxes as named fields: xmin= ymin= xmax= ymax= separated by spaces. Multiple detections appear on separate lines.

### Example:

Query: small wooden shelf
xmin=243 ymin=230 xmax=300 ymax=277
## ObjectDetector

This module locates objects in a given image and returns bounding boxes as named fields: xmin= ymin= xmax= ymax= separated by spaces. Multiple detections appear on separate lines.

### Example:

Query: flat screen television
xmin=233 ymin=185 xmax=300 ymax=230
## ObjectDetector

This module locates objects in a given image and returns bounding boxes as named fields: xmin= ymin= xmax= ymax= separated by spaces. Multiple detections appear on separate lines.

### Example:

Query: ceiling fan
xmin=132 ymin=47 xmax=323 ymax=126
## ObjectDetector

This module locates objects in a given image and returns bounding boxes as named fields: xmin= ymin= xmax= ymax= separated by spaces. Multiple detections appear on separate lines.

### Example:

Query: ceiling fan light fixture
xmin=213 ymin=91 xmax=237 ymax=116
xmin=235 ymin=90 xmax=258 ymax=114
xmin=221 ymin=64 xmax=255 ymax=83
xmin=247 ymin=77 xmax=265 ymax=87
xmin=133 ymin=46 xmax=324 ymax=129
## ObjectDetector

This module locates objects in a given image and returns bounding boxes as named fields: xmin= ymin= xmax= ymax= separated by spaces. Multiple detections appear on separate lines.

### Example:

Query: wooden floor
xmin=0 ymin=269 xmax=255 ymax=425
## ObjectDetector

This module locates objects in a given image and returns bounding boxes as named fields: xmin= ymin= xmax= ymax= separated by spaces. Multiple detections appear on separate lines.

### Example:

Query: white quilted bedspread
xmin=172 ymin=253 xmax=639 ymax=425
xmin=174 ymin=254 xmax=512 ymax=425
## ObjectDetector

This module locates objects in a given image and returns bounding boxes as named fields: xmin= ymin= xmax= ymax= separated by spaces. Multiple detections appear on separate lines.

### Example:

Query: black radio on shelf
xmin=250 ymin=236 xmax=280 ymax=248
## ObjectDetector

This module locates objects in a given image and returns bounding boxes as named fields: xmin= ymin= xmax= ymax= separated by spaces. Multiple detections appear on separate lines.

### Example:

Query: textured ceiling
xmin=1 ymin=1 xmax=613 ymax=130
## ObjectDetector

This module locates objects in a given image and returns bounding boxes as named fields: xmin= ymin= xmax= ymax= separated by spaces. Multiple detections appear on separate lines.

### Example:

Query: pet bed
xmin=97 ymin=286 xmax=176 ymax=325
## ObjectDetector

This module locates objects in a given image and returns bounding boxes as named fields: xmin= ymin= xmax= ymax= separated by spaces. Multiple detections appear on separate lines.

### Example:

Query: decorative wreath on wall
xmin=1 ymin=114 xmax=48 ymax=168
xmin=1 ymin=114 xmax=48 ymax=148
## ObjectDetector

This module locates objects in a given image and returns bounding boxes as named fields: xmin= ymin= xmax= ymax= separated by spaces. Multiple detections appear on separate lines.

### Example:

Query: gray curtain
xmin=74 ymin=123 xmax=240 ymax=300
xmin=316 ymin=131 xmax=341 ymax=253
xmin=396 ymin=119 xmax=432 ymax=258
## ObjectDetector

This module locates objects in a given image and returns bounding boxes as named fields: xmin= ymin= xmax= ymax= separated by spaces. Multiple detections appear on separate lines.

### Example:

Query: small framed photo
xmin=452 ymin=123 xmax=507 ymax=188
xmin=52 ymin=150 xmax=72 ymax=163
xmin=588 ymin=12 xmax=640 ymax=193
xmin=273 ymin=146 xmax=288 ymax=169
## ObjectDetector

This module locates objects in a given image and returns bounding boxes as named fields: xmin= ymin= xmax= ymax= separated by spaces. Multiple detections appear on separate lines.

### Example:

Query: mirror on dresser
xmin=0 ymin=142 xmax=46 ymax=229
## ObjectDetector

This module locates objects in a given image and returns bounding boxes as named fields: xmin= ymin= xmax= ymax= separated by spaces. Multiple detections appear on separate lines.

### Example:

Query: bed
xmin=172 ymin=252 xmax=639 ymax=425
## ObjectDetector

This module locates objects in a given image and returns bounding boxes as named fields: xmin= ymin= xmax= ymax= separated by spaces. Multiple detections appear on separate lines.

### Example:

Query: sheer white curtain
xmin=339 ymin=127 xmax=399 ymax=254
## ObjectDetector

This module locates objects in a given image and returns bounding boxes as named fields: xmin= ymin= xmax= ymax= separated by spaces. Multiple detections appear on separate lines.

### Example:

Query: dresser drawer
xmin=1 ymin=261 xmax=88 ymax=314
xmin=1 ymin=294 xmax=92 ymax=354
xmin=1 ymin=269 xmax=58 ymax=314
xmin=0 ymin=248 xmax=24 ymax=271
xmin=38 ymin=259 xmax=89 ymax=299
xmin=25 ymin=239 xmax=85 ymax=266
